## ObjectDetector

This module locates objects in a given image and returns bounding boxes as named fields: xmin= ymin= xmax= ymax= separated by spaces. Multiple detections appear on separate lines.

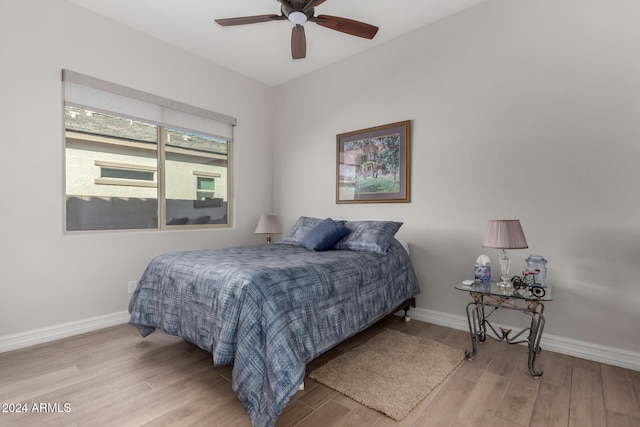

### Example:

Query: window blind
xmin=62 ymin=70 xmax=236 ymax=141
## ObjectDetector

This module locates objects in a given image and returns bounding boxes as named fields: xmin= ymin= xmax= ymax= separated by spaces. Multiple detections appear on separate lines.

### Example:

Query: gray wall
xmin=0 ymin=0 xmax=275 ymax=336
xmin=273 ymin=0 xmax=640 ymax=355
xmin=1 ymin=0 xmax=638 ymax=365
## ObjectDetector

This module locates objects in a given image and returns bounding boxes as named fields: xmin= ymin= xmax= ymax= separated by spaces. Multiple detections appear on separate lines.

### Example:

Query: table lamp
xmin=255 ymin=214 xmax=282 ymax=244
xmin=482 ymin=219 xmax=528 ymax=287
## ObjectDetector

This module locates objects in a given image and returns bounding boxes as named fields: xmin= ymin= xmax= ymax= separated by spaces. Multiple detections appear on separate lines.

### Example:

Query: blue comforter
xmin=128 ymin=239 xmax=420 ymax=427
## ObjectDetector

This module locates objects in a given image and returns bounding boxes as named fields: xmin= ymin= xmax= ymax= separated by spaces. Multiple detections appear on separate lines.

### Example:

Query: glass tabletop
xmin=455 ymin=280 xmax=554 ymax=301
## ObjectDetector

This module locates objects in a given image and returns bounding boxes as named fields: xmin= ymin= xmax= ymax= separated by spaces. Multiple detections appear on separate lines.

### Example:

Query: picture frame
xmin=336 ymin=120 xmax=411 ymax=204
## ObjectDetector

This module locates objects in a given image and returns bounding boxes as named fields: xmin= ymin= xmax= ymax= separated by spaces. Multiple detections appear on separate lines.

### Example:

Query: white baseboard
xmin=408 ymin=307 xmax=640 ymax=372
xmin=3 ymin=308 xmax=639 ymax=373
xmin=0 ymin=311 xmax=130 ymax=353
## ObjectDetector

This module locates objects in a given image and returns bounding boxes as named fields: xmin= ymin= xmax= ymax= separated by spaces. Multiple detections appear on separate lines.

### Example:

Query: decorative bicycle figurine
xmin=511 ymin=270 xmax=546 ymax=297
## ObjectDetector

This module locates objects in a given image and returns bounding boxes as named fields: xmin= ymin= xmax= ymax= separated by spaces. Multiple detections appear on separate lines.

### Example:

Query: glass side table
xmin=454 ymin=280 xmax=554 ymax=377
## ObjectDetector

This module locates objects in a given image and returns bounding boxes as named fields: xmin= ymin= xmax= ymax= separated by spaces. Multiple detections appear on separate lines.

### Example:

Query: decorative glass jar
xmin=525 ymin=255 xmax=548 ymax=286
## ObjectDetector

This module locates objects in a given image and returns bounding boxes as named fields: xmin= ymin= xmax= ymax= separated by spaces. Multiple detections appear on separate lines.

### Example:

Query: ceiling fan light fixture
xmin=288 ymin=11 xmax=307 ymax=25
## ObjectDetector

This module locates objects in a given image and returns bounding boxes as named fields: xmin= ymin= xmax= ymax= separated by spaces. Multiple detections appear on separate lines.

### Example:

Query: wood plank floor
xmin=1 ymin=317 xmax=639 ymax=426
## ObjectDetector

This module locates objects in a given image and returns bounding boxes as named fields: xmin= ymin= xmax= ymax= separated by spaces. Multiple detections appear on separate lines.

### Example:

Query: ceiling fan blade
xmin=291 ymin=24 xmax=306 ymax=59
xmin=215 ymin=14 xmax=284 ymax=26
xmin=314 ymin=0 xmax=327 ymax=5
xmin=312 ymin=14 xmax=378 ymax=39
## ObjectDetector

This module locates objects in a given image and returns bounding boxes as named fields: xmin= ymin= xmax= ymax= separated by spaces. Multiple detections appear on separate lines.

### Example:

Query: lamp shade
xmin=482 ymin=219 xmax=528 ymax=249
xmin=254 ymin=214 xmax=282 ymax=234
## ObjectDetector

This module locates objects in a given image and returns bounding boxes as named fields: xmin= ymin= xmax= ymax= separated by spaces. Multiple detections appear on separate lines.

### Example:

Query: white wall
xmin=273 ymin=0 xmax=640 ymax=355
xmin=0 ymin=0 xmax=275 ymax=336
xmin=2 ymin=0 xmax=639 ymax=363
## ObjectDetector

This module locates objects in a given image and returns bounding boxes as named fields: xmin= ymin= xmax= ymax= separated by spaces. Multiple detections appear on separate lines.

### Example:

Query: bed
xmin=128 ymin=217 xmax=420 ymax=427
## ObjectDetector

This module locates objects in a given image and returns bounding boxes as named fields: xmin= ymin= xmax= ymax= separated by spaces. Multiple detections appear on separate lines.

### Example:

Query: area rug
xmin=308 ymin=329 xmax=464 ymax=421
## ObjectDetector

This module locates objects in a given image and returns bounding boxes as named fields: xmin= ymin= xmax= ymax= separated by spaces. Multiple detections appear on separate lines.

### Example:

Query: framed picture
xmin=336 ymin=120 xmax=411 ymax=204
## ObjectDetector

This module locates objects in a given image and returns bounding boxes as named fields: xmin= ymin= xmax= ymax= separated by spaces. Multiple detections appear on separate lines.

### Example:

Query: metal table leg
xmin=527 ymin=311 xmax=545 ymax=377
xmin=465 ymin=301 xmax=485 ymax=360
xmin=463 ymin=293 xmax=546 ymax=377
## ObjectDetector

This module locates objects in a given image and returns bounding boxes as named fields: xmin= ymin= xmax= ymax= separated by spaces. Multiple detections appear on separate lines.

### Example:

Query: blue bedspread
xmin=128 ymin=239 xmax=420 ymax=427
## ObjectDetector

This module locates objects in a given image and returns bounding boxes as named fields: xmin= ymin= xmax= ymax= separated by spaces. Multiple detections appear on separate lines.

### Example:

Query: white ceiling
xmin=68 ymin=0 xmax=487 ymax=87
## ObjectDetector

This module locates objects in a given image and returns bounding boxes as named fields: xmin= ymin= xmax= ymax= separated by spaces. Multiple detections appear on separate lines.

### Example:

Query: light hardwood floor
xmin=1 ymin=317 xmax=639 ymax=427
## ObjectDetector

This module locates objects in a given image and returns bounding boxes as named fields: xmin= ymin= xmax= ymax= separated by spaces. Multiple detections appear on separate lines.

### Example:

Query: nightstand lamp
xmin=482 ymin=219 xmax=528 ymax=287
xmin=255 ymin=214 xmax=282 ymax=244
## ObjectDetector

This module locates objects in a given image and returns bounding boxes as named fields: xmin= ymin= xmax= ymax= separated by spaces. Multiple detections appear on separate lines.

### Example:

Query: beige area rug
xmin=308 ymin=329 xmax=464 ymax=421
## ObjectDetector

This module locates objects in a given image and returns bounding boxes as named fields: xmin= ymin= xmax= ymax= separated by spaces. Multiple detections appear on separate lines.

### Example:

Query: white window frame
xmin=63 ymin=70 xmax=236 ymax=232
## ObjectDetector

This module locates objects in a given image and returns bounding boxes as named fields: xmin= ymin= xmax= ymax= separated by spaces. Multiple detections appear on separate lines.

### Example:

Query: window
xmin=196 ymin=177 xmax=215 ymax=200
xmin=96 ymin=161 xmax=157 ymax=186
xmin=63 ymin=70 xmax=236 ymax=231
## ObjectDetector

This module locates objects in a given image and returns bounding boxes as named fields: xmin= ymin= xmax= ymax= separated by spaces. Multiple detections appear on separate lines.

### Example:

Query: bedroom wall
xmin=0 ymin=0 xmax=275 ymax=337
xmin=273 ymin=0 xmax=640 ymax=357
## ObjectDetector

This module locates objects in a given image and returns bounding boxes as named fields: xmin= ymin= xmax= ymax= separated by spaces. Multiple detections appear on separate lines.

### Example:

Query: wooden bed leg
xmin=403 ymin=308 xmax=412 ymax=322
xmin=298 ymin=382 xmax=305 ymax=391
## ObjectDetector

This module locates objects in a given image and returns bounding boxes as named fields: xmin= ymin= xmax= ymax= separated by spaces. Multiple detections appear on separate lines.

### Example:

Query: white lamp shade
xmin=255 ymin=214 xmax=282 ymax=234
xmin=482 ymin=219 xmax=528 ymax=249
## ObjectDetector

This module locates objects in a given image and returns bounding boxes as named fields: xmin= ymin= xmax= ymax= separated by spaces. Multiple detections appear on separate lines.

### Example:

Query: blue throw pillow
xmin=333 ymin=220 xmax=403 ymax=255
xmin=302 ymin=218 xmax=350 ymax=251
xmin=281 ymin=216 xmax=324 ymax=246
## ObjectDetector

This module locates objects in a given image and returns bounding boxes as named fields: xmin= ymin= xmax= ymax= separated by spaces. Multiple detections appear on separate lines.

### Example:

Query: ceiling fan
xmin=215 ymin=0 xmax=379 ymax=60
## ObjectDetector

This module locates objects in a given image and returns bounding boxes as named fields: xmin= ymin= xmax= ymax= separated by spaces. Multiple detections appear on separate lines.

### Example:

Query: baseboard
xmin=408 ymin=307 xmax=640 ymax=372
xmin=3 ymin=308 xmax=639 ymax=372
xmin=0 ymin=311 xmax=130 ymax=353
